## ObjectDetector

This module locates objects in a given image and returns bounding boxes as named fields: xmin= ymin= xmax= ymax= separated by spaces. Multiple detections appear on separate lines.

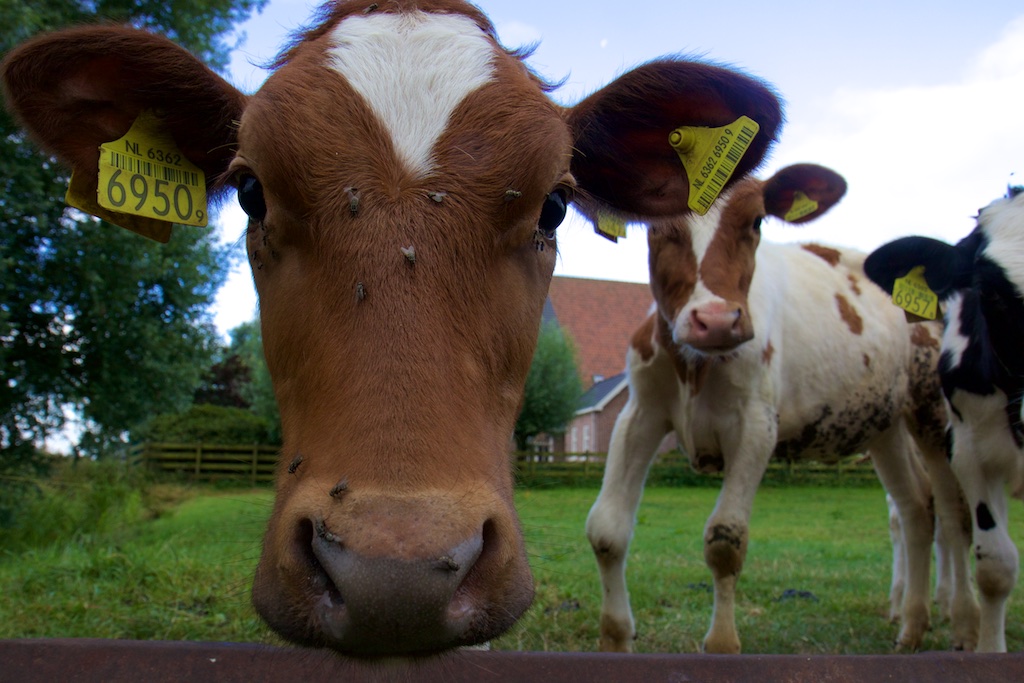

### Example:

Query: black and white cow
xmin=865 ymin=187 xmax=1024 ymax=652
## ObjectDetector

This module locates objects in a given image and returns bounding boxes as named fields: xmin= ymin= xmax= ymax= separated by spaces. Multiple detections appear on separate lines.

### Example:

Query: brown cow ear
xmin=763 ymin=163 xmax=848 ymax=224
xmin=1 ymin=25 xmax=245 ymax=198
xmin=566 ymin=58 xmax=783 ymax=223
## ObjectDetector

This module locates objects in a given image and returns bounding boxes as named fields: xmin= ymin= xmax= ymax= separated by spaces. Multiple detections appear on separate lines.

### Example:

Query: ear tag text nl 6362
xmin=67 ymin=110 xmax=208 ymax=243
xmin=669 ymin=116 xmax=759 ymax=215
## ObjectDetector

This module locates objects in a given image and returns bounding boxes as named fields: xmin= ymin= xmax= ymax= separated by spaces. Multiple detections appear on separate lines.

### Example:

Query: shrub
xmin=0 ymin=459 xmax=149 ymax=550
xmin=134 ymin=404 xmax=274 ymax=446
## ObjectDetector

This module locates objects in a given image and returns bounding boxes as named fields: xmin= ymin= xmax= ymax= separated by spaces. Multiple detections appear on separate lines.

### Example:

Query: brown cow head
xmin=2 ymin=0 xmax=782 ymax=656
xmin=649 ymin=163 xmax=846 ymax=357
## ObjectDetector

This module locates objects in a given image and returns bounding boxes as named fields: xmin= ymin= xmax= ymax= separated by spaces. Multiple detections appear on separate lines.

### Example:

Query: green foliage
xmin=515 ymin=323 xmax=584 ymax=449
xmin=3 ymin=0 xmax=267 ymax=74
xmin=135 ymin=404 xmax=273 ymax=446
xmin=0 ymin=488 xmax=271 ymax=642
xmin=0 ymin=0 xmax=265 ymax=462
xmin=228 ymin=320 xmax=281 ymax=442
xmin=0 ymin=458 xmax=149 ymax=550
xmin=0 ymin=445 xmax=55 ymax=530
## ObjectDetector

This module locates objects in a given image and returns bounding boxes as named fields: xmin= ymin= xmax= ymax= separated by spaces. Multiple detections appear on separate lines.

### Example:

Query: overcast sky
xmin=211 ymin=0 xmax=1024 ymax=337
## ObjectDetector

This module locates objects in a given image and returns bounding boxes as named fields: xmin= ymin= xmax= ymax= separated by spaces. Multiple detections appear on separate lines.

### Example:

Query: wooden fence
xmin=130 ymin=442 xmax=279 ymax=486
xmin=514 ymin=451 xmax=880 ymax=488
xmin=131 ymin=443 xmax=880 ymax=488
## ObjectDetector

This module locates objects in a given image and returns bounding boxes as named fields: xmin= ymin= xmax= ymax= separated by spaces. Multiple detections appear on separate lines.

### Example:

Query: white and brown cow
xmin=586 ymin=164 xmax=978 ymax=653
xmin=865 ymin=187 xmax=1024 ymax=652
xmin=2 ymin=0 xmax=783 ymax=656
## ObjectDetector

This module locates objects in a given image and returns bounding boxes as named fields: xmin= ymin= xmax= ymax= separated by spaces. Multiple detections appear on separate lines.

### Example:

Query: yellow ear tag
xmin=66 ymin=171 xmax=173 ymax=243
xmin=784 ymin=191 xmax=819 ymax=222
xmin=892 ymin=266 xmax=939 ymax=320
xmin=669 ymin=115 xmax=759 ymax=215
xmin=595 ymin=213 xmax=628 ymax=243
xmin=86 ymin=111 xmax=207 ymax=239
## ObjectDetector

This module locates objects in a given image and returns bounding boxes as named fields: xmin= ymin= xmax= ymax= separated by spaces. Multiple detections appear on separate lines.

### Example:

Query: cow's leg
xmin=933 ymin=514 xmax=953 ymax=620
xmin=700 ymin=417 xmax=775 ymax=654
xmin=886 ymin=494 xmax=907 ymax=622
xmin=586 ymin=398 xmax=670 ymax=653
xmin=952 ymin=434 xmax=1018 ymax=652
xmin=919 ymin=445 xmax=979 ymax=650
xmin=870 ymin=427 xmax=934 ymax=650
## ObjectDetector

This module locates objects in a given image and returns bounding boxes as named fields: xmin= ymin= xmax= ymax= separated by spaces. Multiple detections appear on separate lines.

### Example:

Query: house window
xmin=582 ymin=424 xmax=591 ymax=453
xmin=570 ymin=426 xmax=578 ymax=453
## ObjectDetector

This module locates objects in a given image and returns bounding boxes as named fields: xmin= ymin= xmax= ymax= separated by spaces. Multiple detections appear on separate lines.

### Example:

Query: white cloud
xmin=761 ymin=14 xmax=1024 ymax=253
xmin=971 ymin=15 xmax=1024 ymax=79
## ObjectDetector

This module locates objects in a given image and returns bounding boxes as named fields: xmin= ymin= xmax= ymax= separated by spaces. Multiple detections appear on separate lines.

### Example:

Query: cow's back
xmin=650 ymin=242 xmax=938 ymax=464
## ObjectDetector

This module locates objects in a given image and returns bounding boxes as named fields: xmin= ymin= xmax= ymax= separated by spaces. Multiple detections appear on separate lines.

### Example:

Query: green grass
xmin=2 ymin=481 xmax=1022 ymax=653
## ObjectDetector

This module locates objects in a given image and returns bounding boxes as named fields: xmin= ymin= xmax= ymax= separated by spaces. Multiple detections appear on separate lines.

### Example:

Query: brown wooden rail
xmin=130 ymin=443 xmax=880 ymax=488
xmin=1 ymin=639 xmax=1021 ymax=682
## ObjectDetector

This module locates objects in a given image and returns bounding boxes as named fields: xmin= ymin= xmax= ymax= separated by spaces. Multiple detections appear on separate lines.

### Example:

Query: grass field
xmin=2 ymin=478 xmax=1023 ymax=654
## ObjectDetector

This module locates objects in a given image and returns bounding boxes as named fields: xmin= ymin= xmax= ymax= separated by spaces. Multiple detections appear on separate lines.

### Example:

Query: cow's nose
xmin=308 ymin=519 xmax=485 ymax=656
xmin=687 ymin=304 xmax=751 ymax=350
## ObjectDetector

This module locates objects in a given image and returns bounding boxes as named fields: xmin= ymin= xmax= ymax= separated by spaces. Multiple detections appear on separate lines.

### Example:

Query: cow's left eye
xmin=538 ymin=189 xmax=568 ymax=237
xmin=752 ymin=217 xmax=763 ymax=234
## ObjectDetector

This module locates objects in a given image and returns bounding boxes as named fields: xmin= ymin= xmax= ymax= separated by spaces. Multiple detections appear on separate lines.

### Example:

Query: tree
xmin=193 ymin=353 xmax=253 ymax=409
xmin=228 ymin=320 xmax=281 ymax=443
xmin=0 ymin=0 xmax=266 ymax=462
xmin=514 ymin=322 xmax=584 ymax=450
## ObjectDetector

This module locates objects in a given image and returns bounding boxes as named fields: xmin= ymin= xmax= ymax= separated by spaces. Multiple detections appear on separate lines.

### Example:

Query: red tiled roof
xmin=547 ymin=276 xmax=653 ymax=388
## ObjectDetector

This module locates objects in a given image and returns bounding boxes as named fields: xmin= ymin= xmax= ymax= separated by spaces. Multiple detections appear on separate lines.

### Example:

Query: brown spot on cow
xmin=762 ymin=341 xmax=775 ymax=365
xmin=863 ymin=353 xmax=871 ymax=369
xmin=911 ymin=323 xmax=940 ymax=349
xmin=835 ymin=293 xmax=863 ymax=334
xmin=631 ymin=314 xmax=657 ymax=362
xmin=847 ymin=273 xmax=862 ymax=295
xmin=697 ymin=182 xmax=763 ymax=305
xmin=802 ymin=243 xmax=841 ymax=267
xmin=657 ymin=315 xmax=712 ymax=396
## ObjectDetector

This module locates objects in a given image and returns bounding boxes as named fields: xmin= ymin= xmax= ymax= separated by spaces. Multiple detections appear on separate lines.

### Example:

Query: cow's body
xmin=587 ymin=165 xmax=978 ymax=653
xmin=865 ymin=188 xmax=1024 ymax=652
xmin=2 ymin=0 xmax=784 ymax=656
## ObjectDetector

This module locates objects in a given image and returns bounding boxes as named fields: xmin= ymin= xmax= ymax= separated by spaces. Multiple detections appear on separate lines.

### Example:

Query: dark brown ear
xmin=2 ymin=25 xmax=246 ymax=200
xmin=567 ymin=59 xmax=783 ymax=221
xmin=763 ymin=163 xmax=847 ymax=223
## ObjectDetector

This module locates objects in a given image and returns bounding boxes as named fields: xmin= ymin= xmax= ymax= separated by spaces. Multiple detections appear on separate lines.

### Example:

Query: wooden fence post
xmin=194 ymin=443 xmax=202 ymax=477
xmin=251 ymin=445 xmax=259 ymax=487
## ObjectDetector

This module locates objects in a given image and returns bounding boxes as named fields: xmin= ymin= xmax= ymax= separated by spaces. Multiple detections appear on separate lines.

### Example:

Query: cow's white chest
xmin=327 ymin=12 xmax=496 ymax=178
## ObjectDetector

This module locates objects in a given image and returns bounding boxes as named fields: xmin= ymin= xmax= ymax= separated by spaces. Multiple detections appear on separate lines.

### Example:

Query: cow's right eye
xmin=237 ymin=174 xmax=267 ymax=222
xmin=538 ymin=189 xmax=568 ymax=238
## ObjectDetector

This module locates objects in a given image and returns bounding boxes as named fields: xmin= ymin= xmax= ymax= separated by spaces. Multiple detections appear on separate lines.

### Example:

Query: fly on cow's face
xmin=329 ymin=479 xmax=348 ymax=498
xmin=345 ymin=187 xmax=360 ymax=215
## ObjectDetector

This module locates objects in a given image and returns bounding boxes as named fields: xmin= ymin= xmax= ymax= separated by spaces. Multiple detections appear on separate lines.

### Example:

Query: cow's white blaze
xmin=672 ymin=198 xmax=729 ymax=342
xmin=327 ymin=12 xmax=496 ymax=177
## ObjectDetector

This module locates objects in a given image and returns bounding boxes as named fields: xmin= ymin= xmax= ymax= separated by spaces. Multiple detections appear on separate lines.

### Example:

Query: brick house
xmin=530 ymin=276 xmax=655 ymax=454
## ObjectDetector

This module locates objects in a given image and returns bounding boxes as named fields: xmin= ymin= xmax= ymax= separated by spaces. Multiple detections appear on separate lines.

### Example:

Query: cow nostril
xmin=295 ymin=518 xmax=343 ymax=600
xmin=691 ymin=309 xmax=709 ymax=332
xmin=293 ymin=518 xmax=317 ymax=567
